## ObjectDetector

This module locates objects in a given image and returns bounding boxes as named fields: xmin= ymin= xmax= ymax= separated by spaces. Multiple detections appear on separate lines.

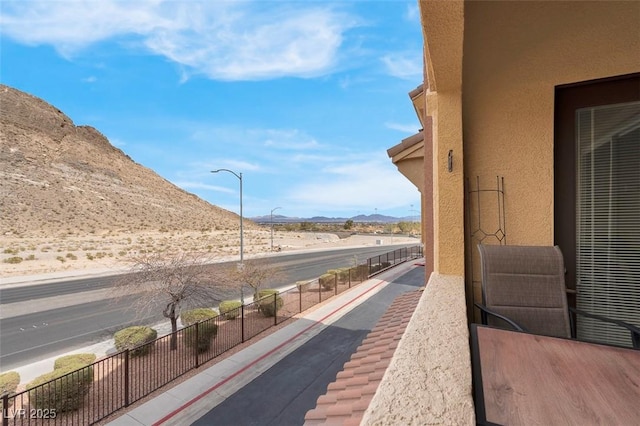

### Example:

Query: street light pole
xmin=270 ymin=206 xmax=282 ymax=251
xmin=211 ymin=169 xmax=243 ymax=262
xmin=211 ymin=169 xmax=244 ymax=301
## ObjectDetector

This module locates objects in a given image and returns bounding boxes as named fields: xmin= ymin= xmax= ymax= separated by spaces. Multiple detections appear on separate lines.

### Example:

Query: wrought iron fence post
xmin=334 ymin=274 xmax=338 ymax=296
xmin=241 ymin=304 xmax=245 ymax=343
xmin=319 ymin=280 xmax=322 ymax=303
xmin=195 ymin=322 xmax=200 ymax=368
xmin=2 ymin=392 xmax=8 ymax=426
xmin=273 ymin=294 xmax=278 ymax=326
xmin=299 ymin=285 xmax=302 ymax=313
xmin=348 ymin=268 xmax=352 ymax=288
xmin=124 ymin=349 xmax=130 ymax=407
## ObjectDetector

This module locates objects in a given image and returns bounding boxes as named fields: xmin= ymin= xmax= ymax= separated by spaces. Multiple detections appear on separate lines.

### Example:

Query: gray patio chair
xmin=476 ymin=244 xmax=640 ymax=349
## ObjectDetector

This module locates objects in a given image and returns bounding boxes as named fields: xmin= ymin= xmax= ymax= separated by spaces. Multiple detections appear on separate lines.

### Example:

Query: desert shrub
xmin=0 ymin=371 xmax=20 ymax=409
xmin=257 ymin=290 xmax=283 ymax=317
xmin=296 ymin=281 xmax=310 ymax=293
xmin=327 ymin=268 xmax=350 ymax=283
xmin=255 ymin=289 xmax=279 ymax=301
xmin=53 ymin=353 xmax=96 ymax=371
xmin=27 ymin=364 xmax=93 ymax=412
xmin=3 ymin=256 xmax=23 ymax=264
xmin=181 ymin=309 xmax=218 ymax=353
xmin=180 ymin=308 xmax=219 ymax=326
xmin=353 ymin=264 xmax=370 ymax=281
xmin=319 ymin=273 xmax=336 ymax=290
xmin=114 ymin=326 xmax=157 ymax=356
xmin=219 ymin=300 xmax=242 ymax=319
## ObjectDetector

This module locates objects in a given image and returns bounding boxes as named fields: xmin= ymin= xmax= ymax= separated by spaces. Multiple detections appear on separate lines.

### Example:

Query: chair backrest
xmin=478 ymin=244 xmax=571 ymax=338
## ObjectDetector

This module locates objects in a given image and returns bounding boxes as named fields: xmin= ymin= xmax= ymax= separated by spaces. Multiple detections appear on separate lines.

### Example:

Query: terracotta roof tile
xmin=303 ymin=289 xmax=423 ymax=426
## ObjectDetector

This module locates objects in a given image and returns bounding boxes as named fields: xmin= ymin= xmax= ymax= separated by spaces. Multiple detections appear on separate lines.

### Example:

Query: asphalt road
xmin=193 ymin=265 xmax=425 ymax=426
xmin=0 ymin=245 xmax=418 ymax=371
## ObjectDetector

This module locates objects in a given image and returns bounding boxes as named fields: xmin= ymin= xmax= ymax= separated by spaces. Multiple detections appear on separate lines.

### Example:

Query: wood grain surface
xmin=476 ymin=326 xmax=640 ymax=425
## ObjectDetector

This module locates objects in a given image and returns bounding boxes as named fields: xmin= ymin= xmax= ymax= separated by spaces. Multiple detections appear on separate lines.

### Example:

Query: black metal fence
xmin=1 ymin=245 xmax=422 ymax=425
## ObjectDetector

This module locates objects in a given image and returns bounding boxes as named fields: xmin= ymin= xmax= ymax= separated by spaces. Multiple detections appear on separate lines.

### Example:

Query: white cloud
xmin=381 ymin=53 xmax=422 ymax=80
xmin=285 ymin=157 xmax=419 ymax=215
xmin=82 ymin=76 xmax=97 ymax=83
xmin=385 ymin=121 xmax=420 ymax=133
xmin=0 ymin=0 xmax=359 ymax=81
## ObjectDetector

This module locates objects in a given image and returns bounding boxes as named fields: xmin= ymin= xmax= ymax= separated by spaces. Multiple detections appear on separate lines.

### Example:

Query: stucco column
xmin=421 ymin=0 xmax=465 ymax=276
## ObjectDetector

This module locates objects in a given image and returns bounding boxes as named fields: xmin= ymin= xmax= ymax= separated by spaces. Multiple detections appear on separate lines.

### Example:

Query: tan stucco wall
xmin=361 ymin=273 xmax=474 ymax=425
xmin=463 ymin=0 xmax=640 ymax=246
xmin=421 ymin=0 xmax=466 ymax=276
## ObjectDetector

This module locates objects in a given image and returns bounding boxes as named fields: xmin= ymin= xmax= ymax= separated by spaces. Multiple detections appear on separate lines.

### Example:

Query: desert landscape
xmin=1 ymin=229 xmax=417 ymax=277
xmin=0 ymin=85 xmax=419 ymax=279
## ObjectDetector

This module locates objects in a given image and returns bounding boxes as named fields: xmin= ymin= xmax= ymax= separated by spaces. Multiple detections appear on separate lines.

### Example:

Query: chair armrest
xmin=474 ymin=303 xmax=528 ymax=332
xmin=570 ymin=307 xmax=640 ymax=349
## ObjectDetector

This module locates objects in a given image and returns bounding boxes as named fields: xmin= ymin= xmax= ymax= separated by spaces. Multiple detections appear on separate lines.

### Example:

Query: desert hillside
xmin=0 ymin=84 xmax=245 ymax=238
xmin=0 ymin=84 xmax=263 ymax=276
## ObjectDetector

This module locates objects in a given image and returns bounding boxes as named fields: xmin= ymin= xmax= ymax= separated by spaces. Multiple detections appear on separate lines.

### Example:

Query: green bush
xmin=53 ymin=353 xmax=96 ymax=371
xmin=353 ymin=264 xmax=370 ymax=281
xmin=180 ymin=308 xmax=219 ymax=326
xmin=219 ymin=300 xmax=242 ymax=319
xmin=328 ymin=268 xmax=350 ymax=283
xmin=114 ymin=326 xmax=157 ymax=356
xmin=319 ymin=273 xmax=336 ymax=290
xmin=27 ymin=364 xmax=93 ymax=412
xmin=3 ymin=256 xmax=23 ymax=264
xmin=0 ymin=371 xmax=20 ymax=409
xmin=296 ymin=281 xmax=310 ymax=293
xmin=258 ymin=293 xmax=284 ymax=317
xmin=181 ymin=308 xmax=219 ymax=353
xmin=255 ymin=289 xmax=279 ymax=301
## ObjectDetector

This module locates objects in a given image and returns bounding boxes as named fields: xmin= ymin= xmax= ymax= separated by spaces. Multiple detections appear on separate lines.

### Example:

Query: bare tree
xmin=114 ymin=251 xmax=230 ymax=350
xmin=223 ymin=257 xmax=284 ymax=301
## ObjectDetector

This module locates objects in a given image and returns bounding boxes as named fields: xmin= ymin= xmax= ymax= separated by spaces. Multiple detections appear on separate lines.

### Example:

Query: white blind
xmin=576 ymin=101 xmax=640 ymax=347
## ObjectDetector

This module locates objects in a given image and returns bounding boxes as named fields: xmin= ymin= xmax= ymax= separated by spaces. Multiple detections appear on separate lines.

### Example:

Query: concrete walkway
xmin=108 ymin=260 xmax=425 ymax=426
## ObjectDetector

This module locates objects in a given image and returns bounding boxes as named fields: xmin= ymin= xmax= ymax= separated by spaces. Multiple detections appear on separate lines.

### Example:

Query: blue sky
xmin=0 ymin=0 xmax=423 ymax=219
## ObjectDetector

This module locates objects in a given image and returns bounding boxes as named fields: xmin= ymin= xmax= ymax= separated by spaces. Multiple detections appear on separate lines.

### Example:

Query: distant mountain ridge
xmin=0 ymin=84 xmax=250 ymax=238
xmin=250 ymin=214 xmax=418 ymax=224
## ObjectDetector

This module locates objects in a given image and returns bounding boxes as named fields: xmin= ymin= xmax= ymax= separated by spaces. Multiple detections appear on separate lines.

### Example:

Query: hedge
xmin=53 ymin=353 xmax=96 ymax=371
xmin=319 ymin=273 xmax=336 ymax=290
xmin=257 ymin=290 xmax=283 ymax=317
xmin=27 ymin=364 xmax=93 ymax=412
xmin=114 ymin=326 xmax=157 ymax=356
xmin=181 ymin=308 xmax=219 ymax=353
xmin=0 ymin=371 xmax=20 ymax=409
xmin=180 ymin=308 xmax=219 ymax=326
xmin=220 ymin=300 xmax=242 ymax=319
xmin=296 ymin=281 xmax=310 ymax=293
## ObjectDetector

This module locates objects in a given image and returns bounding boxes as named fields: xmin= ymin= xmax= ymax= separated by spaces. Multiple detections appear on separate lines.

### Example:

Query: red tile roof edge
xmin=304 ymin=289 xmax=423 ymax=425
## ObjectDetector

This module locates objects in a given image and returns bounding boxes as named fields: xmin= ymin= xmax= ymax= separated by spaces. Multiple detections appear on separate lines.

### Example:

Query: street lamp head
xmin=211 ymin=169 xmax=242 ymax=180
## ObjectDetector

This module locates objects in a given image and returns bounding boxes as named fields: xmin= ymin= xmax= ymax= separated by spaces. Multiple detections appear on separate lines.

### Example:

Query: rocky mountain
xmin=0 ymin=84 xmax=249 ymax=238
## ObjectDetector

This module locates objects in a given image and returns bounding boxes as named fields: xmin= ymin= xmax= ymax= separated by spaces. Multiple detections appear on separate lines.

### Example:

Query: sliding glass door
xmin=575 ymin=101 xmax=640 ymax=346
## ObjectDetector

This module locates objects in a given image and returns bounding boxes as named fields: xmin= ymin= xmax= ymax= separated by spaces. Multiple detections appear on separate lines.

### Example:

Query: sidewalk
xmin=107 ymin=260 xmax=424 ymax=426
